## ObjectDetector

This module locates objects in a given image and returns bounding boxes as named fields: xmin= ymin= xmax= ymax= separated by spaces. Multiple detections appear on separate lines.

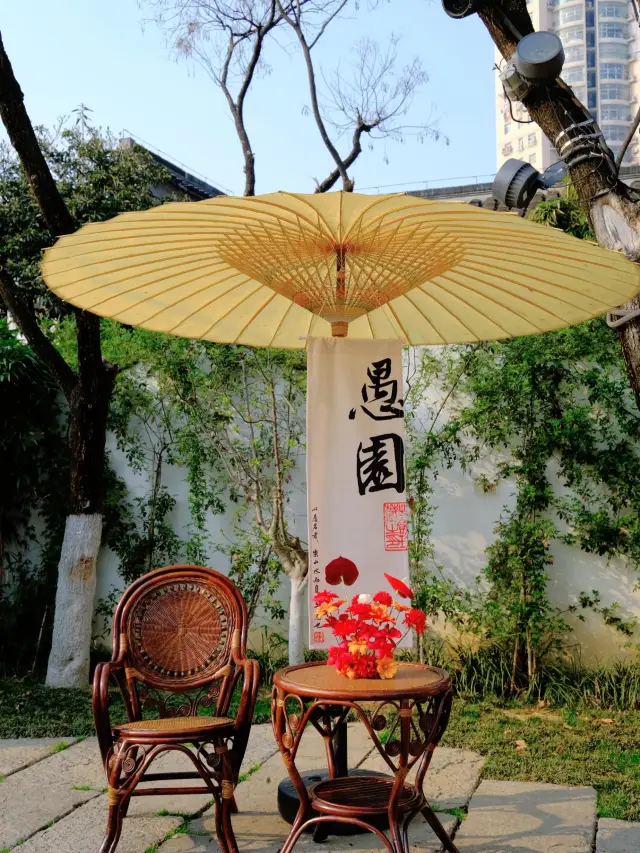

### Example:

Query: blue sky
xmin=1 ymin=0 xmax=497 ymax=195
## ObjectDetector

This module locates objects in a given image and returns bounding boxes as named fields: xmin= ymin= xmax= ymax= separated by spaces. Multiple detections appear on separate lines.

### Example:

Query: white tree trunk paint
xmin=46 ymin=513 xmax=102 ymax=688
xmin=288 ymin=575 xmax=307 ymax=665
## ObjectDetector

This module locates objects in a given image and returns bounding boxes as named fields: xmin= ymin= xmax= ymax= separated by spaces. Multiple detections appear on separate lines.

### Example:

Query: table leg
xmin=332 ymin=720 xmax=348 ymax=777
xmin=272 ymin=688 xmax=312 ymax=853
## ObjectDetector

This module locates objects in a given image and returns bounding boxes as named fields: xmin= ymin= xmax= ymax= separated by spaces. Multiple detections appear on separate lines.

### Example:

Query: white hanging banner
xmin=306 ymin=338 xmax=409 ymax=650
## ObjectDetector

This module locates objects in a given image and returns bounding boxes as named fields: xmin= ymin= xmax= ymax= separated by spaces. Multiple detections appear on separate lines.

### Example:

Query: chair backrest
xmin=112 ymin=565 xmax=248 ymax=694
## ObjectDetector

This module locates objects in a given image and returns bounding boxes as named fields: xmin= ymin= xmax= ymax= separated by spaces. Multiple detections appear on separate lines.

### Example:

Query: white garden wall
xmin=93 ymin=424 xmax=640 ymax=663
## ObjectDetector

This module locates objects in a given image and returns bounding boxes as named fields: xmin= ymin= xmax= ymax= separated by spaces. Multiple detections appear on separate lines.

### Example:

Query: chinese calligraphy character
xmin=356 ymin=434 xmax=405 ymax=495
xmin=361 ymin=358 xmax=404 ymax=421
xmin=383 ymin=502 xmax=409 ymax=552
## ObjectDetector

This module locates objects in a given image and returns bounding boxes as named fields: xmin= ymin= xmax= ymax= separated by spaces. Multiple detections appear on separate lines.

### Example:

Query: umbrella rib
xmin=189 ymin=282 xmax=268 ymax=339
xmin=384 ymin=301 xmax=411 ymax=343
xmin=424 ymin=280 xmax=511 ymax=338
xmin=266 ymin=300 xmax=297 ymax=347
xmin=462 ymin=251 xmax=638 ymax=292
xmin=106 ymin=273 xmax=253 ymax=327
xmin=232 ymin=290 xmax=279 ymax=343
xmin=449 ymin=266 xmax=588 ymax=320
xmin=85 ymin=264 xmax=246 ymax=311
xmin=460 ymin=255 xmax=634 ymax=301
xmin=434 ymin=274 xmax=546 ymax=334
xmin=55 ymin=254 xmax=227 ymax=302
xmin=401 ymin=291 xmax=447 ymax=344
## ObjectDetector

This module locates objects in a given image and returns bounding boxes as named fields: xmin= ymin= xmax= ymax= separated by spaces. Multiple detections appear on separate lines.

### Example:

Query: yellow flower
xmin=348 ymin=638 xmax=368 ymax=656
xmin=346 ymin=666 xmax=357 ymax=680
xmin=392 ymin=599 xmax=411 ymax=613
xmin=314 ymin=599 xmax=344 ymax=619
xmin=376 ymin=657 xmax=398 ymax=679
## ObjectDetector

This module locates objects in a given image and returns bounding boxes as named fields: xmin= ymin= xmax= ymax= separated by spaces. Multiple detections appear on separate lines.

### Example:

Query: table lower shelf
xmin=310 ymin=774 xmax=423 ymax=817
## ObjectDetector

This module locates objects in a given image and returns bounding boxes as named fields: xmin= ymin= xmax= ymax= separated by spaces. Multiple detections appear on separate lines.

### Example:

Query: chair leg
xmin=421 ymin=805 xmax=461 ymax=853
xmin=99 ymin=796 xmax=127 ymax=853
xmin=219 ymin=749 xmax=239 ymax=853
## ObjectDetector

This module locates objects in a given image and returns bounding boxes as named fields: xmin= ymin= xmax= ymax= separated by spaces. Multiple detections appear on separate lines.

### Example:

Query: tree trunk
xmin=46 ymin=347 xmax=116 ymax=687
xmin=288 ymin=575 xmax=307 ymax=665
xmin=45 ymin=513 xmax=102 ymax=687
xmin=478 ymin=1 xmax=640 ymax=406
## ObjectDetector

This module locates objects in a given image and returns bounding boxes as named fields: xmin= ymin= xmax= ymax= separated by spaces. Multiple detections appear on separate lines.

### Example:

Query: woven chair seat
xmin=115 ymin=716 xmax=234 ymax=737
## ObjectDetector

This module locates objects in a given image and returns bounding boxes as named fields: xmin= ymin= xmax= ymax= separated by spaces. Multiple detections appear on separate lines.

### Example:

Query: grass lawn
xmin=442 ymin=699 xmax=640 ymax=822
xmin=2 ymin=680 xmax=639 ymax=821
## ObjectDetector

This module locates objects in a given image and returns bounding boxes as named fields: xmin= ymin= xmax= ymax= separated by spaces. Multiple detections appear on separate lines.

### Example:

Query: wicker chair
xmin=92 ymin=565 xmax=260 ymax=853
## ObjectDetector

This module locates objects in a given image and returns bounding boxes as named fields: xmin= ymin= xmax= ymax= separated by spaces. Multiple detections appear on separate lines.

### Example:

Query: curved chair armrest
xmin=230 ymin=657 xmax=261 ymax=778
xmin=92 ymin=661 xmax=131 ymax=765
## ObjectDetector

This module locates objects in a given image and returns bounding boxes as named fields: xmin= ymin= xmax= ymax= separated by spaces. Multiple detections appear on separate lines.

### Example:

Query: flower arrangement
xmin=314 ymin=556 xmax=427 ymax=680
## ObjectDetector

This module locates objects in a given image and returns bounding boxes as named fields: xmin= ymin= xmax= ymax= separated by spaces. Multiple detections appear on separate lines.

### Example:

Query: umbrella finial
xmin=331 ymin=321 xmax=348 ymax=337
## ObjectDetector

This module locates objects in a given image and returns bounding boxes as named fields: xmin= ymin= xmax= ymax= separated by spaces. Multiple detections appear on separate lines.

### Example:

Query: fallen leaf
xmin=514 ymin=739 xmax=527 ymax=751
xmin=599 ymin=718 xmax=615 ymax=725
xmin=503 ymin=728 xmax=512 ymax=735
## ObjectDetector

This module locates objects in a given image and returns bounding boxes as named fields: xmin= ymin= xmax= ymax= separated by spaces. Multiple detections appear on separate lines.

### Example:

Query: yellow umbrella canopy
xmin=42 ymin=191 xmax=640 ymax=348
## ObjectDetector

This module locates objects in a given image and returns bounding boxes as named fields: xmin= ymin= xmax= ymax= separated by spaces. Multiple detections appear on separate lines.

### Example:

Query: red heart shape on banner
xmin=325 ymin=556 xmax=359 ymax=586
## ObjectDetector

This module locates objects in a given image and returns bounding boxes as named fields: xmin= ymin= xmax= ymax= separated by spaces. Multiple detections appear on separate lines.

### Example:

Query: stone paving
xmin=0 ymin=724 xmax=638 ymax=853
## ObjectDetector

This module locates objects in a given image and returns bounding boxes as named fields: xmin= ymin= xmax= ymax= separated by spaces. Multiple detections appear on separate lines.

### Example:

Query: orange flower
xmin=371 ymin=602 xmax=396 ymax=624
xmin=348 ymin=637 xmax=368 ymax=656
xmin=315 ymin=599 xmax=344 ymax=619
xmin=392 ymin=599 xmax=411 ymax=613
xmin=376 ymin=657 xmax=398 ymax=679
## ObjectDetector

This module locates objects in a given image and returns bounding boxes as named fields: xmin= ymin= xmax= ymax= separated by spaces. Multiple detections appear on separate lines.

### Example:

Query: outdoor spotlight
xmin=514 ymin=32 xmax=565 ymax=82
xmin=493 ymin=158 xmax=543 ymax=209
xmin=500 ymin=63 xmax=532 ymax=103
xmin=493 ymin=158 xmax=568 ymax=209
xmin=441 ymin=0 xmax=486 ymax=19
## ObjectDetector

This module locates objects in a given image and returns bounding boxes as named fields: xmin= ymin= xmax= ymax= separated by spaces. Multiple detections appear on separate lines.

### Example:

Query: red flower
xmin=331 ymin=614 xmax=359 ymax=638
xmin=373 ymin=590 xmax=392 ymax=606
xmin=348 ymin=597 xmax=373 ymax=618
xmin=325 ymin=556 xmax=359 ymax=586
xmin=384 ymin=573 xmax=413 ymax=599
xmin=313 ymin=590 xmax=339 ymax=605
xmin=354 ymin=654 xmax=378 ymax=678
xmin=404 ymin=608 xmax=427 ymax=635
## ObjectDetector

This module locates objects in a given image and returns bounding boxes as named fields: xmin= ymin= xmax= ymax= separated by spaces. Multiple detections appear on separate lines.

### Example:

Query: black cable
xmin=615 ymin=104 xmax=640 ymax=170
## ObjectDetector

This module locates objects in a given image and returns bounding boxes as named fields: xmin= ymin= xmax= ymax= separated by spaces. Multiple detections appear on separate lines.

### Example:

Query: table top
xmin=273 ymin=661 xmax=451 ymax=701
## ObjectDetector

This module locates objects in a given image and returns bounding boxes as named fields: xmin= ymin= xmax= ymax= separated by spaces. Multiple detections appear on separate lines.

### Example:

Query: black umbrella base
xmin=277 ymin=769 xmax=392 ymax=835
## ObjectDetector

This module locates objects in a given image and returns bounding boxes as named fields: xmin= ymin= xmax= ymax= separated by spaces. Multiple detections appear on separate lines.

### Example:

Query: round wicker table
xmin=271 ymin=661 xmax=460 ymax=853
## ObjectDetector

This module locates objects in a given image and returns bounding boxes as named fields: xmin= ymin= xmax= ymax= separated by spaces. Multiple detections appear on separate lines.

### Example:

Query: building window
xmin=504 ymin=122 xmax=511 ymax=136
xmin=588 ymin=90 xmax=598 ymax=108
xmin=586 ymin=8 xmax=595 ymax=25
xmin=600 ymin=62 xmax=627 ymax=79
xmin=599 ymin=41 xmax=628 ymax=58
xmin=587 ymin=48 xmax=596 ymax=67
xmin=529 ymin=153 xmax=537 ymax=165
xmin=564 ymin=66 xmax=586 ymax=83
xmin=565 ymin=45 xmax=585 ymax=62
xmin=600 ymin=82 xmax=629 ymax=99
xmin=517 ymin=137 xmax=525 ymax=152
xmin=502 ymin=143 xmax=513 ymax=156
xmin=601 ymin=104 xmax=630 ymax=120
xmin=598 ymin=3 xmax=626 ymax=18
xmin=602 ymin=124 xmax=630 ymax=141
xmin=588 ymin=70 xmax=596 ymax=87
xmin=527 ymin=132 xmax=537 ymax=146
xmin=587 ymin=29 xmax=596 ymax=46
xmin=599 ymin=22 xmax=628 ymax=37
xmin=560 ymin=25 xmax=585 ymax=43
xmin=559 ymin=5 xmax=583 ymax=22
